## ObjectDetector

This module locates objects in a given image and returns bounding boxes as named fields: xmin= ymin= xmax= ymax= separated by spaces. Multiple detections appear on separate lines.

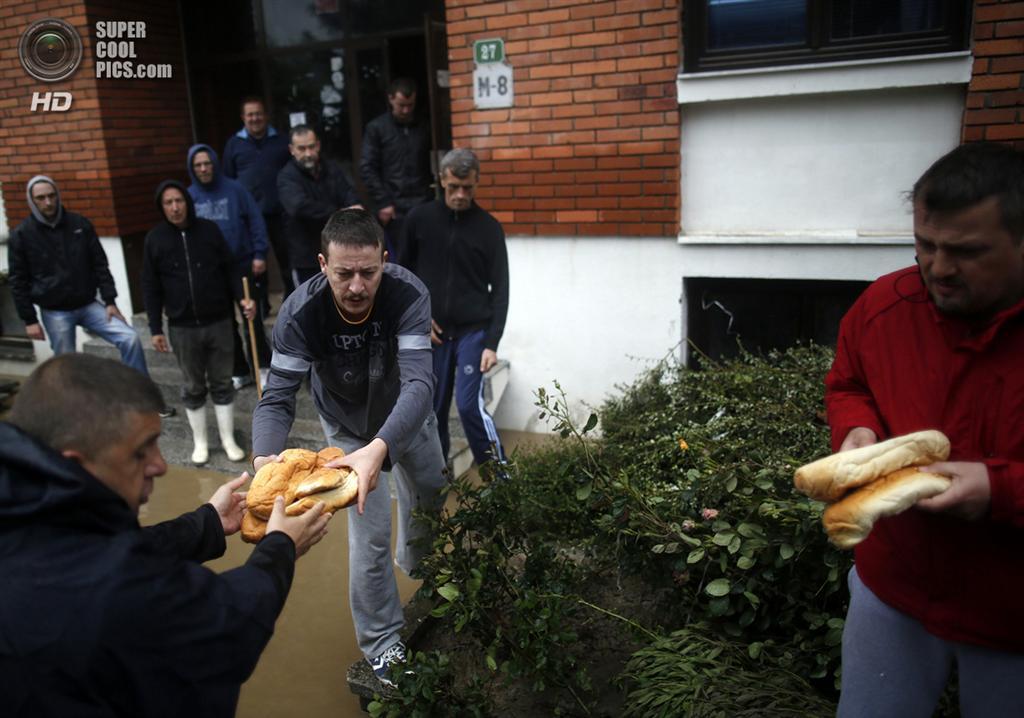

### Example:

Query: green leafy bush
xmin=593 ymin=346 xmax=852 ymax=687
xmin=375 ymin=345 xmax=856 ymax=714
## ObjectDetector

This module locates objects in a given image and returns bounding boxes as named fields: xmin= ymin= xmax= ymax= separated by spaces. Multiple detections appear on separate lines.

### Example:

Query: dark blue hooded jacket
xmin=186 ymin=144 xmax=269 ymax=265
xmin=0 ymin=421 xmax=296 ymax=717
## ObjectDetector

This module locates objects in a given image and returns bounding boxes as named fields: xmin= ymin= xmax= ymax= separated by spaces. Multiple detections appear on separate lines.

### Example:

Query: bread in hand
xmin=247 ymin=448 xmax=320 ymax=520
xmin=240 ymin=510 xmax=268 ymax=544
xmin=822 ymin=468 xmax=951 ymax=549
xmin=286 ymin=469 xmax=359 ymax=515
xmin=794 ymin=430 xmax=950 ymax=502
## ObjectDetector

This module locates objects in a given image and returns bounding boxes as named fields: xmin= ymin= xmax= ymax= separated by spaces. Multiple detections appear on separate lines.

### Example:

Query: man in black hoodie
xmin=401 ymin=148 xmax=510 ymax=468
xmin=0 ymin=353 xmax=332 ymax=718
xmin=8 ymin=175 xmax=150 ymax=378
xmin=142 ymin=180 xmax=254 ymax=465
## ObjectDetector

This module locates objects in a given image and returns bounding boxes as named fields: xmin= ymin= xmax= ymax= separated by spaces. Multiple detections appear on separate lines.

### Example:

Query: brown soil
xmin=414 ymin=568 xmax=673 ymax=717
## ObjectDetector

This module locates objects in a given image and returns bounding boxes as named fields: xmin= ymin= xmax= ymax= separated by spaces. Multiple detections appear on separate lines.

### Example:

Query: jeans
xmin=39 ymin=300 xmax=148 ymax=376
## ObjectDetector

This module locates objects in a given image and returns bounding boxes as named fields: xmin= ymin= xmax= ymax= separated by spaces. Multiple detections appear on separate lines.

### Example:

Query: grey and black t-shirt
xmin=252 ymin=263 xmax=434 ymax=462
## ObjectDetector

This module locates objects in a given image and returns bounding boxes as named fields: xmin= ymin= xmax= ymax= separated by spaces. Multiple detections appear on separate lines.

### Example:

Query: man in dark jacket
xmin=8 ymin=175 xmax=149 ymax=377
xmin=278 ymin=125 xmax=361 ymax=286
xmin=402 ymin=148 xmax=509 ymax=467
xmin=0 ymin=352 xmax=331 ymax=718
xmin=143 ymin=180 xmax=254 ymax=465
xmin=188 ymin=143 xmax=272 ymax=390
xmin=223 ymin=96 xmax=295 ymax=298
xmin=359 ymin=77 xmax=434 ymax=262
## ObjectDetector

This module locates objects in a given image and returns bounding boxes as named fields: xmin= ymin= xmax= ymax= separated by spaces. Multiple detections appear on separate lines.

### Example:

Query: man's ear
xmin=318 ymin=253 xmax=328 ymax=273
xmin=382 ymin=249 xmax=389 ymax=265
xmin=61 ymin=448 xmax=86 ymax=464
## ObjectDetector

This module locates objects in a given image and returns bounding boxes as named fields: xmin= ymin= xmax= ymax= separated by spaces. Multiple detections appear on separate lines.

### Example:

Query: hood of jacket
xmin=0 ymin=421 xmax=138 ymax=535
xmin=154 ymin=178 xmax=197 ymax=229
xmin=186 ymin=143 xmax=222 ymax=190
xmin=26 ymin=174 xmax=63 ymax=228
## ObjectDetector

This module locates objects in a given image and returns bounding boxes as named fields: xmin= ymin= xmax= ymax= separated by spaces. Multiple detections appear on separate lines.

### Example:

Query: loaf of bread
xmin=794 ymin=430 xmax=950 ymax=502
xmin=241 ymin=446 xmax=353 ymax=544
xmin=286 ymin=472 xmax=358 ymax=516
xmin=823 ymin=468 xmax=952 ymax=549
xmin=240 ymin=509 xmax=268 ymax=543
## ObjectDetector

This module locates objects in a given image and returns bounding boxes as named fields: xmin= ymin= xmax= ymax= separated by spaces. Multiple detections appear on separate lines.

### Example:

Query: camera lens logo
xmin=19 ymin=19 xmax=83 ymax=82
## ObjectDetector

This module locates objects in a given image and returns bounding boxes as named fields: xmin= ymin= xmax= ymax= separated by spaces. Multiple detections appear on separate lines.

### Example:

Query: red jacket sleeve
xmin=986 ymin=459 xmax=1024 ymax=528
xmin=824 ymin=300 xmax=886 ymax=452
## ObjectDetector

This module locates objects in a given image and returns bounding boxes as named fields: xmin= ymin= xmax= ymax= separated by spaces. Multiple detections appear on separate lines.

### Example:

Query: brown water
xmin=140 ymin=430 xmax=547 ymax=718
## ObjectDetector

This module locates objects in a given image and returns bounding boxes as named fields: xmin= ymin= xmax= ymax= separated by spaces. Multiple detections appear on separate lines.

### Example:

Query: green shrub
xmin=377 ymin=345 xmax=854 ymax=714
xmin=619 ymin=624 xmax=836 ymax=718
xmin=590 ymin=346 xmax=851 ymax=688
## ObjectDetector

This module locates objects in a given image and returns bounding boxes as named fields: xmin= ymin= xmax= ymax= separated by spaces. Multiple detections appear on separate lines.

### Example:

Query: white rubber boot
xmin=215 ymin=403 xmax=246 ymax=462
xmin=185 ymin=407 xmax=209 ymax=465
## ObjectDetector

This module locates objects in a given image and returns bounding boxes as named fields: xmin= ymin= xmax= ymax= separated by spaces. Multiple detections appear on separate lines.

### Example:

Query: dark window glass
xmin=268 ymin=49 xmax=353 ymax=167
xmin=262 ymin=0 xmax=347 ymax=48
xmin=708 ymin=0 xmax=806 ymax=51
xmin=685 ymin=278 xmax=869 ymax=365
xmin=181 ymin=0 xmax=258 ymax=60
xmin=684 ymin=0 xmax=970 ymax=72
xmin=349 ymin=0 xmax=436 ymax=37
xmin=831 ymin=0 xmax=944 ymax=40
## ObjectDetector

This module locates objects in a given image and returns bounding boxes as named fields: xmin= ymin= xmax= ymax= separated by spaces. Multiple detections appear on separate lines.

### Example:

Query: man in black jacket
xmin=8 ymin=175 xmax=150 ymax=378
xmin=143 ymin=180 xmax=254 ymax=465
xmin=0 ymin=353 xmax=331 ymax=718
xmin=277 ymin=125 xmax=360 ymax=286
xmin=359 ymin=77 xmax=434 ymax=262
xmin=402 ymin=148 xmax=509 ymax=468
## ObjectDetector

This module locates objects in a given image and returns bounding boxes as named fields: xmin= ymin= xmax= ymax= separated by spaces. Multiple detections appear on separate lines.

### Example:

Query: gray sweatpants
xmin=838 ymin=566 xmax=1024 ymax=717
xmin=319 ymin=413 xmax=447 ymax=661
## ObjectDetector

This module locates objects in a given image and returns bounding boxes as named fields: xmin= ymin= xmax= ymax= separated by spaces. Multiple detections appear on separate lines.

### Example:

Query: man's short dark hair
xmin=8 ymin=354 xmax=166 ymax=460
xmin=913 ymin=142 xmax=1024 ymax=241
xmin=440 ymin=148 xmax=480 ymax=179
xmin=321 ymin=207 xmax=385 ymax=257
xmin=240 ymin=95 xmax=265 ymax=112
xmin=388 ymin=77 xmax=417 ymax=98
xmin=289 ymin=124 xmax=316 ymax=144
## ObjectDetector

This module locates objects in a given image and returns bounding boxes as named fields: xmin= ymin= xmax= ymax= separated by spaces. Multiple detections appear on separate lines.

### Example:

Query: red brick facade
xmin=0 ymin=1 xmax=191 ymax=236
xmin=964 ymin=0 xmax=1024 ymax=148
xmin=445 ymin=0 xmax=681 ymax=237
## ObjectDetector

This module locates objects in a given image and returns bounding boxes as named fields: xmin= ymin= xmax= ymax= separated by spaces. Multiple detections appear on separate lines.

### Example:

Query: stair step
xmin=84 ymin=314 xmax=506 ymax=478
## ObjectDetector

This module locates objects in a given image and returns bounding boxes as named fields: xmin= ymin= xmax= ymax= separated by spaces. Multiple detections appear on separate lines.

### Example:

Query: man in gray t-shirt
xmin=251 ymin=208 xmax=446 ymax=686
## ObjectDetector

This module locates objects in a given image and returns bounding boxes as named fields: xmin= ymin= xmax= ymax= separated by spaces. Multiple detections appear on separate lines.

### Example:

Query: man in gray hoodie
xmin=8 ymin=177 xmax=162 ymax=405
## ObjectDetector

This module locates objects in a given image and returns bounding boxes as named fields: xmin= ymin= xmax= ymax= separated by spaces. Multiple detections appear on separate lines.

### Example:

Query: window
xmin=685 ymin=278 xmax=869 ymax=364
xmin=683 ymin=0 xmax=971 ymax=73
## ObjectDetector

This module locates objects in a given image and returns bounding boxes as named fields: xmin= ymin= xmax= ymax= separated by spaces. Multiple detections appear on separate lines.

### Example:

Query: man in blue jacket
xmin=0 ymin=353 xmax=332 ymax=717
xmin=187 ymin=143 xmax=272 ymax=389
xmin=222 ymin=96 xmax=294 ymax=299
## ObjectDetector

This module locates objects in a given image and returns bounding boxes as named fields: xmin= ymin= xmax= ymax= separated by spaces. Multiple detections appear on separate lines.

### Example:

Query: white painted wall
xmin=680 ymin=86 xmax=965 ymax=237
xmin=493 ymin=236 xmax=682 ymax=433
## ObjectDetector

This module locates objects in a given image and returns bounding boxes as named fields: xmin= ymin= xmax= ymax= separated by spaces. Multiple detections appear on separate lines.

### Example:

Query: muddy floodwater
xmin=140 ymin=465 xmax=417 ymax=717
xmin=140 ymin=430 xmax=544 ymax=717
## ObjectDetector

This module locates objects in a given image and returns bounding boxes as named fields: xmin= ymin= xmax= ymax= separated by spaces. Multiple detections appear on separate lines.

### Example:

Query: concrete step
xmin=83 ymin=314 xmax=509 ymax=478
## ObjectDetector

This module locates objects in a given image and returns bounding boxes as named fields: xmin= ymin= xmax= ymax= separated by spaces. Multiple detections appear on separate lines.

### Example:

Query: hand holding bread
xmin=793 ymin=430 xmax=952 ymax=549
xmin=241 ymin=447 xmax=359 ymax=543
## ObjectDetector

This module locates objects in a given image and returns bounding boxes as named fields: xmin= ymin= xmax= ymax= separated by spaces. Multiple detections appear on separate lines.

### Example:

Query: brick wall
xmin=0 ymin=1 xmax=191 ymax=237
xmin=445 ymin=0 xmax=681 ymax=237
xmin=964 ymin=0 xmax=1024 ymax=148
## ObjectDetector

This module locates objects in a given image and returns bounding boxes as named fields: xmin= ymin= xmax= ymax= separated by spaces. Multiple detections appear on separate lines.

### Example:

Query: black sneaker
xmin=368 ymin=641 xmax=410 ymax=688
xmin=158 ymin=407 xmax=177 ymax=419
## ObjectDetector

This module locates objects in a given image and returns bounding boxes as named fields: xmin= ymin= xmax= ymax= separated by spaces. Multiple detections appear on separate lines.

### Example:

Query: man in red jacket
xmin=827 ymin=142 xmax=1024 ymax=717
